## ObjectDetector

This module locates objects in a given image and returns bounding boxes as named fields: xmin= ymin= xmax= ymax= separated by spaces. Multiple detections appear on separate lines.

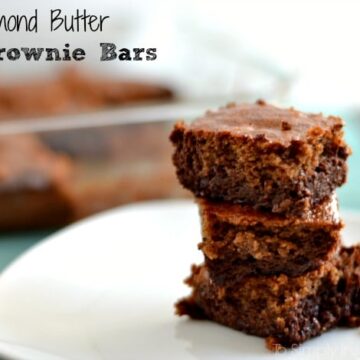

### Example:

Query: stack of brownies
xmin=170 ymin=101 xmax=360 ymax=350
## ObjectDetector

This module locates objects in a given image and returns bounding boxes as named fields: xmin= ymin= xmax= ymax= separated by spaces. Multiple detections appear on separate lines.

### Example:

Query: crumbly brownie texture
xmin=0 ymin=135 xmax=74 ymax=229
xmin=170 ymin=101 xmax=350 ymax=215
xmin=198 ymin=194 xmax=342 ymax=284
xmin=176 ymin=246 xmax=360 ymax=350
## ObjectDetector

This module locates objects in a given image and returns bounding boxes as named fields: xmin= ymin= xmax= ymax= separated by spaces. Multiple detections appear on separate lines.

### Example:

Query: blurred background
xmin=0 ymin=0 xmax=359 ymax=268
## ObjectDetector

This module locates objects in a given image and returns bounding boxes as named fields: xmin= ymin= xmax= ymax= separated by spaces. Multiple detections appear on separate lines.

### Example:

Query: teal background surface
xmin=338 ymin=112 xmax=360 ymax=210
xmin=0 ymin=107 xmax=359 ymax=272
xmin=0 ymin=231 xmax=52 ymax=271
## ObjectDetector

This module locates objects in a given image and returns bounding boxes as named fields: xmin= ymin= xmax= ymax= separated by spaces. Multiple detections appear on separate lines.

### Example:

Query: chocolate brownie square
xmin=176 ymin=246 xmax=360 ymax=350
xmin=198 ymin=194 xmax=342 ymax=284
xmin=170 ymin=101 xmax=350 ymax=215
xmin=0 ymin=135 xmax=74 ymax=230
xmin=0 ymin=68 xmax=173 ymax=120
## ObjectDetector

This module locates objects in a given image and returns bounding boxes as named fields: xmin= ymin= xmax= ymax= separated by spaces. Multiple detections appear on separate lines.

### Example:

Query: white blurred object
xmin=182 ymin=0 xmax=360 ymax=106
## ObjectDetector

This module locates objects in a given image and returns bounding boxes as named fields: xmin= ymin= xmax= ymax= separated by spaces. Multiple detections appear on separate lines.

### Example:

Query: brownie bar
xmin=176 ymin=246 xmax=360 ymax=350
xmin=0 ymin=68 xmax=173 ymax=120
xmin=0 ymin=135 xmax=74 ymax=230
xmin=198 ymin=194 xmax=342 ymax=284
xmin=43 ymin=122 xmax=190 ymax=221
xmin=170 ymin=101 xmax=350 ymax=215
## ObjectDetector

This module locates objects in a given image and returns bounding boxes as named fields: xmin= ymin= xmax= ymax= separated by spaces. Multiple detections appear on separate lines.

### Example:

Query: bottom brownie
xmin=176 ymin=246 xmax=360 ymax=350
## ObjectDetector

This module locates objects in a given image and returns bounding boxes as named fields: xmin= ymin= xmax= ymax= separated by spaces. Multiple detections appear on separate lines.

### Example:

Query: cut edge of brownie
xmin=198 ymin=194 xmax=343 ymax=282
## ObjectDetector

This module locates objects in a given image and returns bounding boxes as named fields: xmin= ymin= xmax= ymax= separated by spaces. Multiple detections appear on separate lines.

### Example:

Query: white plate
xmin=0 ymin=200 xmax=359 ymax=360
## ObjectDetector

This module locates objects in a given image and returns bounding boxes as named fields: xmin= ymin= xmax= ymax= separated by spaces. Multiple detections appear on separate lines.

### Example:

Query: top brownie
xmin=170 ymin=101 xmax=350 ymax=215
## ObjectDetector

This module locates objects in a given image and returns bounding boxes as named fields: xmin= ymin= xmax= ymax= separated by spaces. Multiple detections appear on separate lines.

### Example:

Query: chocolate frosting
xmin=189 ymin=101 xmax=343 ymax=144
